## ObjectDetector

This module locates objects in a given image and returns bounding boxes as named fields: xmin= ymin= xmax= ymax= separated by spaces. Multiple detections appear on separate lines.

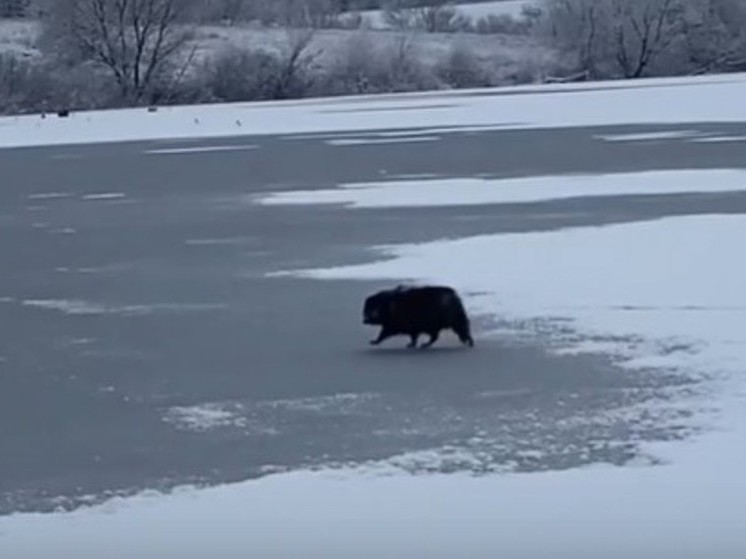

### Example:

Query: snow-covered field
xmin=358 ymin=0 xmax=542 ymax=29
xmin=2 ymin=74 xmax=746 ymax=557
xmin=457 ymin=0 xmax=542 ymax=19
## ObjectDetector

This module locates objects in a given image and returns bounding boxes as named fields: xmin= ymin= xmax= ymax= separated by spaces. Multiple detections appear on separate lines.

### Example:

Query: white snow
xmin=690 ymin=135 xmax=746 ymax=143
xmin=20 ymin=299 xmax=227 ymax=316
xmin=81 ymin=193 xmax=126 ymax=201
xmin=1 ymin=428 xmax=744 ymax=558
xmin=252 ymin=189 xmax=746 ymax=556
xmin=1 ymin=72 xmax=746 ymax=148
xmin=256 ymin=168 xmax=746 ymax=208
xmin=144 ymin=144 xmax=259 ymax=155
xmin=459 ymin=0 xmax=541 ymax=19
xmin=162 ymin=404 xmax=248 ymax=433
xmin=597 ymin=131 xmax=746 ymax=144
xmin=21 ymin=299 xmax=110 ymax=315
xmin=595 ymin=130 xmax=707 ymax=142
xmin=4 ymin=198 xmax=746 ymax=559
xmin=27 ymin=192 xmax=72 ymax=200
xmin=281 ymin=214 xmax=746 ymax=387
xmin=325 ymin=136 xmax=441 ymax=146
xmin=280 ymin=123 xmax=521 ymax=140
xmin=358 ymin=0 xmax=542 ymax=29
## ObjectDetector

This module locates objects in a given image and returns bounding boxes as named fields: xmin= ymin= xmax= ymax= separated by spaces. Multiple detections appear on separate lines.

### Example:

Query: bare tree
xmin=44 ymin=0 xmax=195 ymax=103
xmin=610 ymin=0 xmax=685 ymax=78
xmin=541 ymin=0 xmax=687 ymax=79
xmin=436 ymin=40 xmax=492 ymax=87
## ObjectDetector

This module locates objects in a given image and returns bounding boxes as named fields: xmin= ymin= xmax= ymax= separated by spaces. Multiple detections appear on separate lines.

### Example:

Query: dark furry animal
xmin=362 ymin=284 xmax=475 ymax=349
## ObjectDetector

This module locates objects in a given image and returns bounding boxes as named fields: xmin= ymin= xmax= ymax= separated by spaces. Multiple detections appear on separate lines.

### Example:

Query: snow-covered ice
xmin=279 ymin=214 xmax=746 ymax=387
xmin=26 ymin=192 xmax=72 ymax=200
xmin=596 ymin=130 xmax=708 ymax=142
xmin=19 ymin=299 xmax=227 ymax=316
xmin=1 ymin=72 xmax=746 ymax=148
xmin=81 ymin=192 xmax=126 ymax=201
xmin=690 ymin=135 xmax=746 ymax=143
xmin=144 ymin=144 xmax=259 ymax=155
xmin=325 ymin=136 xmax=441 ymax=146
xmin=255 ymin=168 xmax=746 ymax=208
xmin=4 ymin=207 xmax=746 ymax=559
xmin=0 ymin=428 xmax=744 ymax=558
xmin=2 ymin=72 xmax=746 ymax=557
xmin=162 ymin=404 xmax=249 ymax=433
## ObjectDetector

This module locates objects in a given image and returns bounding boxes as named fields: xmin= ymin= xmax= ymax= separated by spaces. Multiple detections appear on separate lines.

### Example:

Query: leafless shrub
xmin=315 ymin=31 xmax=439 ymax=95
xmin=198 ymin=28 xmax=318 ymax=102
xmin=0 ymin=52 xmax=116 ymax=114
xmin=199 ymin=47 xmax=281 ymax=102
xmin=435 ymin=41 xmax=492 ymax=87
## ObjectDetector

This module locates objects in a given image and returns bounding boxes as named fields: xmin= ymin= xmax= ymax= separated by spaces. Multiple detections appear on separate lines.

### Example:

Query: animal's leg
xmin=453 ymin=324 xmax=474 ymax=347
xmin=406 ymin=333 xmax=419 ymax=348
xmin=370 ymin=328 xmax=393 ymax=346
xmin=420 ymin=330 xmax=440 ymax=349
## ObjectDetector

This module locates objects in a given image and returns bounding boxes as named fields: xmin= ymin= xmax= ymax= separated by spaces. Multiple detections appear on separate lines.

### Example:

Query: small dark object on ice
xmin=362 ymin=284 xmax=475 ymax=349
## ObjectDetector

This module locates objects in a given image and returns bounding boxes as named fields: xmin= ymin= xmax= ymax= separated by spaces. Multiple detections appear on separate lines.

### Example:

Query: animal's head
xmin=362 ymin=289 xmax=398 ymax=325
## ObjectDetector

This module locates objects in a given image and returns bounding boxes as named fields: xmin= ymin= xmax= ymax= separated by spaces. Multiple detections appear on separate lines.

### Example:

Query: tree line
xmin=0 ymin=0 xmax=744 ymax=115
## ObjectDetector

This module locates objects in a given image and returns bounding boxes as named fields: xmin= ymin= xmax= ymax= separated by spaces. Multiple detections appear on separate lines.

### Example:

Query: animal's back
xmin=398 ymin=286 xmax=464 ymax=326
